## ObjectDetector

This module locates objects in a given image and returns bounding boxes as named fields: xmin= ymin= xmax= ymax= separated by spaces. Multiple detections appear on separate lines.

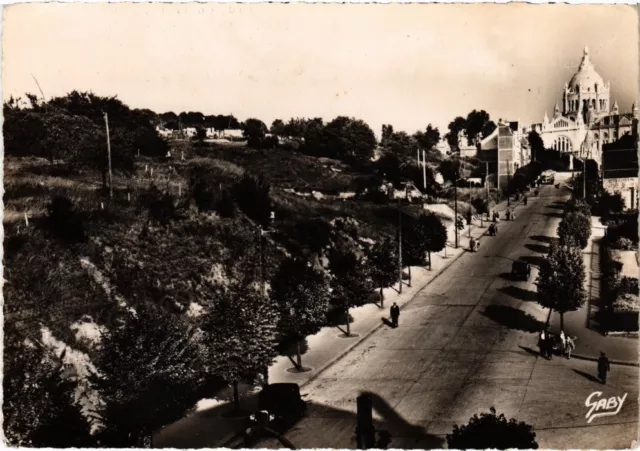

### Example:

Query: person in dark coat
xmin=598 ymin=352 xmax=611 ymax=384
xmin=538 ymin=329 xmax=547 ymax=359
xmin=390 ymin=302 xmax=400 ymax=328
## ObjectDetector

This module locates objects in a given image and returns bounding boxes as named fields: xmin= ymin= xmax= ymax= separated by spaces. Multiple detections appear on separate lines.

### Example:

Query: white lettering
xmin=585 ymin=392 xmax=628 ymax=423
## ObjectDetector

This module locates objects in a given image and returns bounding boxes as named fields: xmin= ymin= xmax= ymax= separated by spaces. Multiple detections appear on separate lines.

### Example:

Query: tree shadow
xmin=498 ymin=286 xmax=538 ymax=302
xmin=482 ymin=305 xmax=544 ymax=333
xmin=153 ymin=390 xmax=445 ymax=449
xmin=573 ymin=369 xmax=601 ymax=384
xmin=519 ymin=255 xmax=545 ymax=268
xmin=529 ymin=235 xmax=552 ymax=244
xmin=525 ymin=243 xmax=549 ymax=254
xmin=544 ymin=212 xmax=564 ymax=219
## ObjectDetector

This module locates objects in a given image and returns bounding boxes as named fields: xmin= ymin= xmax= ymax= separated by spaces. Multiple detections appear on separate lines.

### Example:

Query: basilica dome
xmin=568 ymin=47 xmax=605 ymax=93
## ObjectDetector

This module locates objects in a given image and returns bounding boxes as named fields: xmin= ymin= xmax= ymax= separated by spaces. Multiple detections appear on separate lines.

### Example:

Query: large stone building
xmin=532 ymin=46 xmax=639 ymax=166
xmin=602 ymin=125 xmax=639 ymax=211
xmin=479 ymin=120 xmax=531 ymax=190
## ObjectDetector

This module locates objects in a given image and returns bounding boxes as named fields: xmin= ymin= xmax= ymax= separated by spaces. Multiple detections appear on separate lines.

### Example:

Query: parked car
xmin=511 ymin=260 xmax=532 ymax=281
xmin=252 ymin=383 xmax=307 ymax=434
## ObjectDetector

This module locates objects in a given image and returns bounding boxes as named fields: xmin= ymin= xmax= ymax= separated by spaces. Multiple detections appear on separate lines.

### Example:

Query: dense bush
xmin=45 ymin=196 xmax=87 ymax=244
xmin=447 ymin=407 xmax=538 ymax=449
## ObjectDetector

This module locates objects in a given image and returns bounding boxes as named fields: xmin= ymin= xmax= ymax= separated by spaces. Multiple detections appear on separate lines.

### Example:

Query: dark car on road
xmin=511 ymin=260 xmax=532 ymax=281
xmin=249 ymin=383 xmax=307 ymax=435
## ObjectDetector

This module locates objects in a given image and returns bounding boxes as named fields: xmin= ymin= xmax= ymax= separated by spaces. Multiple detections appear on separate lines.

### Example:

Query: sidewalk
xmin=548 ymin=217 xmax=639 ymax=366
xmin=153 ymin=196 xmax=522 ymax=447
xmin=268 ymin=197 xmax=519 ymax=388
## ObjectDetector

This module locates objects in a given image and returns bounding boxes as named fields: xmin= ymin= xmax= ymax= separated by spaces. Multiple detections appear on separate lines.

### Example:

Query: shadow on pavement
xmin=573 ymin=369 xmax=601 ymax=384
xmin=519 ymin=345 xmax=541 ymax=357
xmin=520 ymin=255 xmax=546 ymax=268
xmin=482 ymin=305 xmax=544 ymax=332
xmin=529 ymin=235 xmax=553 ymax=243
xmin=544 ymin=212 xmax=564 ymax=219
xmin=180 ymin=391 xmax=446 ymax=449
xmin=381 ymin=317 xmax=395 ymax=328
xmin=525 ymin=243 xmax=549 ymax=254
xmin=498 ymin=286 xmax=538 ymax=302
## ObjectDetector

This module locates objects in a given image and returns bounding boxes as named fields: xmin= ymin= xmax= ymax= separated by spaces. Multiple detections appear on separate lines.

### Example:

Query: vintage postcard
xmin=2 ymin=3 xmax=638 ymax=449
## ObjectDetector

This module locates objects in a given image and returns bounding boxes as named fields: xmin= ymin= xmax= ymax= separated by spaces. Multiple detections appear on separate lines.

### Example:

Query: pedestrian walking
xmin=538 ymin=329 xmax=547 ymax=359
xmin=598 ymin=352 xmax=611 ymax=384
xmin=390 ymin=302 xmax=400 ymax=328
xmin=565 ymin=335 xmax=576 ymax=359
xmin=543 ymin=328 xmax=554 ymax=360
xmin=559 ymin=331 xmax=566 ymax=351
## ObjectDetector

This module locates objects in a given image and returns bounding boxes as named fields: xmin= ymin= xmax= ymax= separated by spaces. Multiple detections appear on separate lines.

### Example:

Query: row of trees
xmin=4 ymin=91 xmax=169 ymax=187
xmin=270 ymin=209 xmax=447 ymax=368
xmin=536 ymin=198 xmax=591 ymax=331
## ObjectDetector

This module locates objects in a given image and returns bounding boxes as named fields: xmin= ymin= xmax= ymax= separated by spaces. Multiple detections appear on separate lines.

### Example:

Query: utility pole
xmin=507 ymin=162 xmax=511 ymax=207
xmin=580 ymin=157 xmax=586 ymax=199
xmin=454 ymin=159 xmax=459 ymax=249
xmin=397 ymin=198 xmax=403 ymax=294
xmin=104 ymin=113 xmax=113 ymax=200
xmin=422 ymin=150 xmax=427 ymax=190
xmin=485 ymin=160 xmax=490 ymax=225
xmin=259 ymin=227 xmax=265 ymax=297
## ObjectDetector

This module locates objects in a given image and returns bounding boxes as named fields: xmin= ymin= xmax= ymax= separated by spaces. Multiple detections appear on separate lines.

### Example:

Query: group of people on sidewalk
xmin=538 ymin=328 xmax=612 ymax=384
xmin=538 ymin=328 xmax=576 ymax=360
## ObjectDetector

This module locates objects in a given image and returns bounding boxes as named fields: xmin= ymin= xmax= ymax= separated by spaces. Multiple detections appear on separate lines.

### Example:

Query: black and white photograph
xmin=2 ymin=3 xmax=639 ymax=449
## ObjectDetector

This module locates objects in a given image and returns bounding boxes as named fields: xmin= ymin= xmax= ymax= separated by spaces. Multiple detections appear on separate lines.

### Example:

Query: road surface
xmin=258 ymin=182 xmax=638 ymax=449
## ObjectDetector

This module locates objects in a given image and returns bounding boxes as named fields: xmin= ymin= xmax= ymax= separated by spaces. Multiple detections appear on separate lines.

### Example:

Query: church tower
xmin=563 ymin=46 xmax=610 ymax=122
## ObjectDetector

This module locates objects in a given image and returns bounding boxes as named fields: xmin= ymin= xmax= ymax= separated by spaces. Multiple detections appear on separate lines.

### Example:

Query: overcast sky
xmin=3 ymin=3 xmax=638 ymax=136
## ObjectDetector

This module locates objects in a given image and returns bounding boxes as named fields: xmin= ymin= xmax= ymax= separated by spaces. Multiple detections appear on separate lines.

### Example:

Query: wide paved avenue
xmin=259 ymin=183 xmax=639 ymax=449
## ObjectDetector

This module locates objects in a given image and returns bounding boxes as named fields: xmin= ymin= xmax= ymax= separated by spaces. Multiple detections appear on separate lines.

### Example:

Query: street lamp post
xmin=397 ymin=184 xmax=410 ymax=293
xmin=258 ymin=210 xmax=275 ymax=386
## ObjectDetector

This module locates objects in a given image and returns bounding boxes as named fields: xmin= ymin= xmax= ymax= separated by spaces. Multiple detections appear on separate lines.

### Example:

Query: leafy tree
xmin=419 ymin=213 xmax=447 ymax=269
xmin=283 ymin=117 xmax=310 ymax=138
xmin=270 ymin=257 xmax=330 ymax=369
xmin=46 ymin=90 xmax=167 ymax=158
xmin=444 ymin=116 xmax=466 ymax=152
xmin=438 ymin=158 xmax=462 ymax=184
xmin=565 ymin=198 xmax=591 ymax=217
xmin=557 ymin=210 xmax=591 ymax=249
xmin=92 ymin=304 xmax=206 ymax=447
xmin=383 ymin=131 xmax=416 ymax=160
xmin=536 ymin=240 xmax=587 ymax=331
xmin=3 ymin=324 xmax=92 ymax=447
xmin=202 ymin=283 xmax=279 ymax=412
xmin=232 ymin=173 xmax=272 ymax=228
xmin=270 ymin=119 xmax=286 ymax=136
xmin=447 ymin=407 xmax=538 ymax=449
xmin=290 ymin=218 xmax=333 ymax=260
xmin=313 ymin=116 xmax=377 ymax=166
xmin=328 ymin=248 xmax=374 ymax=336
xmin=413 ymin=124 xmax=441 ymax=152
xmin=367 ymin=238 xmax=398 ymax=306
xmin=242 ymin=118 xmax=268 ymax=143
xmin=194 ymin=126 xmax=207 ymax=141
xmin=381 ymin=124 xmax=395 ymax=144
xmin=528 ymin=130 xmax=545 ymax=161
xmin=402 ymin=215 xmax=428 ymax=286
xmin=601 ymin=191 xmax=626 ymax=215
xmin=464 ymin=110 xmax=495 ymax=147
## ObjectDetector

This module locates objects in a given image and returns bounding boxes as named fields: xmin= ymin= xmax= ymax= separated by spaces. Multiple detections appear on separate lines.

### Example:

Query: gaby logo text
xmin=585 ymin=391 xmax=627 ymax=423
